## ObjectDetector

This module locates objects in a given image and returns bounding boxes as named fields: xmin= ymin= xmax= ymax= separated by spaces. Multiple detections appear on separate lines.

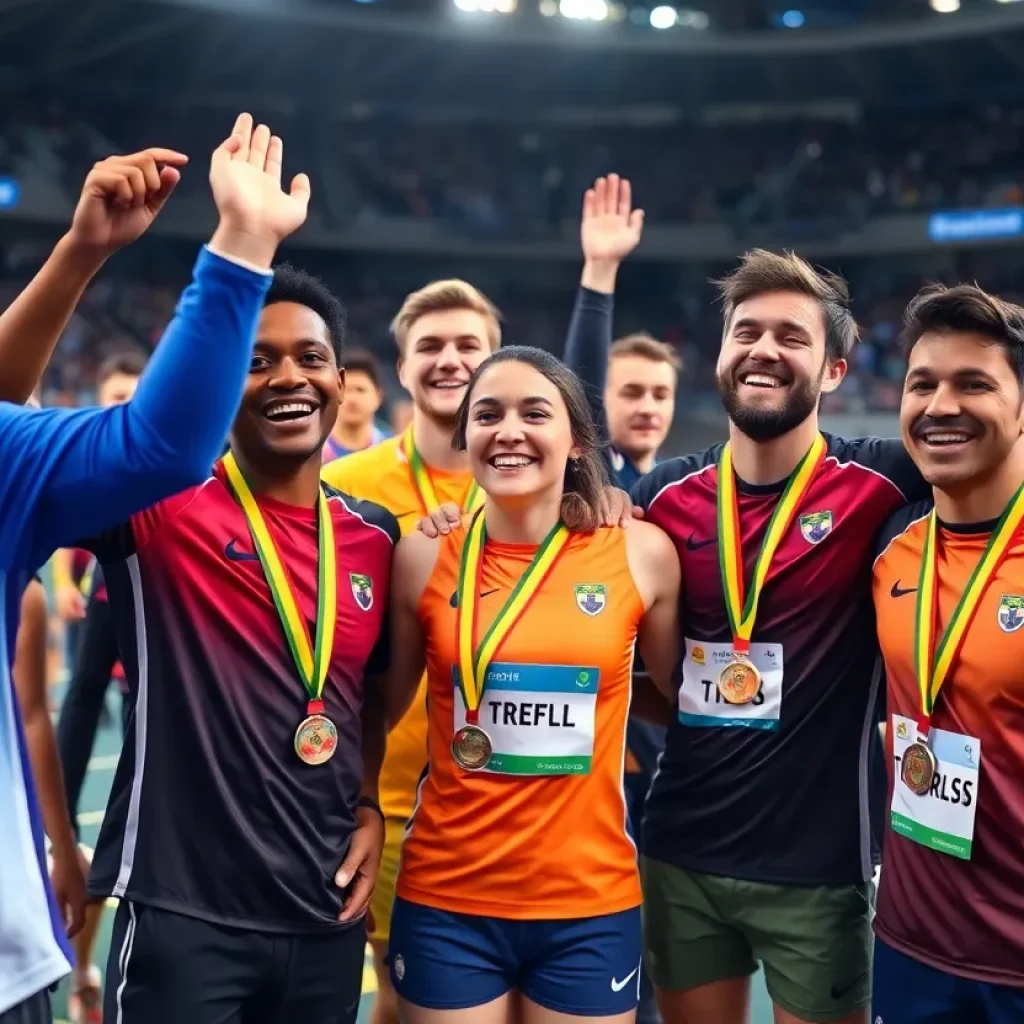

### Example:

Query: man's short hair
xmin=265 ymin=264 xmax=347 ymax=362
xmin=609 ymin=332 xmax=682 ymax=376
xmin=98 ymin=351 xmax=148 ymax=386
xmin=715 ymin=248 xmax=858 ymax=363
xmin=390 ymin=280 xmax=501 ymax=355
xmin=901 ymin=283 xmax=1024 ymax=384
xmin=342 ymin=348 xmax=383 ymax=391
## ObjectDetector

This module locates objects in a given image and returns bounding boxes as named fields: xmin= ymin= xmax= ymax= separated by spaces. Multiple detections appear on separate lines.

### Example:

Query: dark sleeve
xmin=0 ymin=247 xmax=271 ymax=571
xmin=367 ymin=607 xmax=391 ymax=675
xmin=562 ymin=286 xmax=615 ymax=464
xmin=873 ymin=500 xmax=932 ymax=561
xmin=630 ymin=447 xmax=720 ymax=513
xmin=835 ymin=435 xmax=930 ymax=504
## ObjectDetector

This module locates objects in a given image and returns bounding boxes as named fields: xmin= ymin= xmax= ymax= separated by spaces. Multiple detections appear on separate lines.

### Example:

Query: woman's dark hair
xmin=453 ymin=346 xmax=609 ymax=532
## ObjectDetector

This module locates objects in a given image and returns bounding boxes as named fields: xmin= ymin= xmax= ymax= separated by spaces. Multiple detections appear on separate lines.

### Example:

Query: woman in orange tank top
xmin=385 ymin=346 xmax=681 ymax=1024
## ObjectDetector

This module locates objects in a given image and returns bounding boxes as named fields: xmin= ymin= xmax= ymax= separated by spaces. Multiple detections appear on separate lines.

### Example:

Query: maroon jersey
xmin=83 ymin=464 xmax=398 ymax=932
xmin=634 ymin=434 xmax=928 ymax=886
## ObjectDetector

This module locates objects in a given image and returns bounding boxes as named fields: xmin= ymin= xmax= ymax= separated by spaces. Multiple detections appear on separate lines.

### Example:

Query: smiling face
xmin=715 ymin=290 xmax=846 ymax=441
xmin=465 ymin=359 xmax=580 ymax=504
xmin=230 ymin=301 xmax=343 ymax=465
xmin=604 ymin=355 xmax=676 ymax=464
xmin=397 ymin=308 xmax=493 ymax=428
xmin=901 ymin=330 xmax=1024 ymax=493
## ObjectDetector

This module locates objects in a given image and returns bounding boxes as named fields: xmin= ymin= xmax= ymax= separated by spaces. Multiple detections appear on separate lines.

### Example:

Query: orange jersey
xmin=323 ymin=434 xmax=475 ymax=820
xmin=873 ymin=501 xmax=1024 ymax=985
xmin=398 ymin=526 xmax=645 ymax=920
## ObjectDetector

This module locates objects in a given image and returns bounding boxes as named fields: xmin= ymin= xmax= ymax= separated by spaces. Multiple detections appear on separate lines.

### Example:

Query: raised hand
xmin=581 ymin=174 xmax=644 ymax=266
xmin=209 ymin=113 xmax=311 ymax=268
xmin=68 ymin=148 xmax=188 ymax=258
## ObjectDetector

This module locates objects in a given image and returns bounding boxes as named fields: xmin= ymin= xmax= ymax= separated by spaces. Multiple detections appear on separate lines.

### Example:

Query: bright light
xmin=650 ymin=5 xmax=678 ymax=28
xmin=454 ymin=0 xmax=516 ymax=10
xmin=539 ymin=0 xmax=558 ymax=12
xmin=930 ymin=0 xmax=960 ymax=10
xmin=558 ymin=0 xmax=609 ymax=20
xmin=995 ymin=0 xmax=1022 ymax=5
xmin=781 ymin=9 xmax=805 ymax=27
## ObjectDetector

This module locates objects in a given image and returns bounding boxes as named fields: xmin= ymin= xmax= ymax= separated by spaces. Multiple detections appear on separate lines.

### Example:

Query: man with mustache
xmin=872 ymin=284 xmax=1024 ymax=1024
xmin=631 ymin=249 xmax=929 ymax=1024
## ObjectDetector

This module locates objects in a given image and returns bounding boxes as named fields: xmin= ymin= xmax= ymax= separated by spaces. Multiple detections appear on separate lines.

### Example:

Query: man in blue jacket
xmin=0 ymin=111 xmax=310 ymax=1023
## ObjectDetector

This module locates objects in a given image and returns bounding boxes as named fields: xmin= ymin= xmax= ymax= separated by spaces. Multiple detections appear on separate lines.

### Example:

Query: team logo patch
xmin=350 ymin=573 xmax=373 ymax=611
xmin=799 ymin=510 xmax=833 ymax=545
xmin=393 ymin=954 xmax=405 ymax=982
xmin=575 ymin=584 xmax=607 ymax=616
xmin=998 ymin=594 xmax=1024 ymax=633
xmin=692 ymin=646 xmax=706 ymax=665
xmin=896 ymin=721 xmax=909 ymax=741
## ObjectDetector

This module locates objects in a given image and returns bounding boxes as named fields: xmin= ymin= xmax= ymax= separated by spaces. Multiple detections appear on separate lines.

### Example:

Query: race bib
xmin=678 ymin=639 xmax=783 ymax=730
xmin=890 ymin=714 xmax=980 ymax=861
xmin=453 ymin=662 xmax=598 ymax=776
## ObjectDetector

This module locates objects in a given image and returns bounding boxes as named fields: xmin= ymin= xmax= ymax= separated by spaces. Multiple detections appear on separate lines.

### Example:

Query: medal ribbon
xmin=222 ymin=452 xmax=337 ymax=714
xmin=717 ymin=433 xmax=826 ymax=656
xmin=913 ymin=481 xmax=1024 ymax=738
xmin=402 ymin=429 xmax=483 ymax=515
xmin=455 ymin=509 xmax=570 ymax=724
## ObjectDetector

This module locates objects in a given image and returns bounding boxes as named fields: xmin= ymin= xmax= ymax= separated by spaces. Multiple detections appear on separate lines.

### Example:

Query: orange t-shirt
xmin=398 ymin=525 xmax=645 ymax=920
xmin=873 ymin=501 xmax=1024 ymax=985
xmin=323 ymin=433 xmax=475 ymax=821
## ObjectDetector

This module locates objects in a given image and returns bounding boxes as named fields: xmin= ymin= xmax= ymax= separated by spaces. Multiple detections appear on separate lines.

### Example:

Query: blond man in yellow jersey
xmin=322 ymin=278 xmax=502 ymax=1024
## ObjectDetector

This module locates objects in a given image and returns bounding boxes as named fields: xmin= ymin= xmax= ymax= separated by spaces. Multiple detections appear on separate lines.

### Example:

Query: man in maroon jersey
xmin=78 ymin=263 xmax=396 ymax=1024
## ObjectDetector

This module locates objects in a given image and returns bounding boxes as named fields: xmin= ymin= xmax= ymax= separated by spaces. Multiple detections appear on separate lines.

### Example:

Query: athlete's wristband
xmin=356 ymin=796 xmax=384 ymax=822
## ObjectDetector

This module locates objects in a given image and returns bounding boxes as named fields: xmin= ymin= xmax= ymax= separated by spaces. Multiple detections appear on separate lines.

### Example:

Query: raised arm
xmin=0 ymin=148 xmax=188 ymax=404
xmin=0 ymin=114 xmax=313 ymax=569
xmin=563 ymin=174 xmax=644 ymax=455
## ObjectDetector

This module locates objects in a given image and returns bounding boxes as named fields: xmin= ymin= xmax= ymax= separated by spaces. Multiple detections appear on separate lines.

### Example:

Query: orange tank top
xmin=397 ymin=525 xmax=644 ymax=920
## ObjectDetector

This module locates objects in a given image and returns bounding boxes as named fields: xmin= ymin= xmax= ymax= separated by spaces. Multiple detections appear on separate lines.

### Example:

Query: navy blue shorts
xmin=389 ymin=896 xmax=643 ymax=1016
xmin=873 ymin=936 xmax=1024 ymax=1023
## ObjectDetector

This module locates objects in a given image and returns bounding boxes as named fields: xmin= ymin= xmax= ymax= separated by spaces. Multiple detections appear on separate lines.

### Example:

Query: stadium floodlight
xmin=454 ymin=0 xmax=517 ymax=10
xmin=781 ymin=9 xmax=805 ymax=27
xmin=559 ymin=0 xmax=610 ymax=19
xmin=650 ymin=5 xmax=678 ymax=28
xmin=539 ymin=0 xmax=558 ymax=12
xmin=929 ymin=0 xmax=960 ymax=10
xmin=995 ymin=0 xmax=1022 ymax=5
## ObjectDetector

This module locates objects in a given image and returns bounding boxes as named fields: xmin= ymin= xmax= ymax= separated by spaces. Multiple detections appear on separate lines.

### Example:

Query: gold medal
xmin=717 ymin=435 xmax=826 ymax=698
xmin=451 ymin=724 xmax=493 ymax=771
xmin=901 ymin=740 xmax=937 ymax=797
xmin=717 ymin=658 xmax=761 ymax=705
xmin=294 ymin=714 xmax=338 ymax=766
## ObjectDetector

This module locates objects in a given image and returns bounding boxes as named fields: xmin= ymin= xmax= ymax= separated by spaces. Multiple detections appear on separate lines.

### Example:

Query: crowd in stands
xmin=10 ymin=96 xmax=1024 ymax=237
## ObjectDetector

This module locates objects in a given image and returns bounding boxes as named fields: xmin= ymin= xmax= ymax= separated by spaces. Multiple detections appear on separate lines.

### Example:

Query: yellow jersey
xmin=322 ymin=432 xmax=476 ymax=820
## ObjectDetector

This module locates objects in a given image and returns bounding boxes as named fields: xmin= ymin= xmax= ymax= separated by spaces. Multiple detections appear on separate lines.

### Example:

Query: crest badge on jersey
xmin=350 ymin=573 xmax=373 ymax=611
xmin=575 ymin=583 xmax=607 ymax=617
xmin=799 ymin=510 xmax=833 ymax=545
xmin=997 ymin=594 xmax=1024 ymax=633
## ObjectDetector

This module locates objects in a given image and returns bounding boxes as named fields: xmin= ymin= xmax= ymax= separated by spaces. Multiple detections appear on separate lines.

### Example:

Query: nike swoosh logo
xmin=449 ymin=588 xmax=500 ymax=609
xmin=224 ymin=538 xmax=260 ymax=562
xmin=686 ymin=535 xmax=717 ymax=551
xmin=831 ymin=971 xmax=867 ymax=1000
xmin=890 ymin=580 xmax=918 ymax=598
xmin=611 ymin=968 xmax=639 ymax=993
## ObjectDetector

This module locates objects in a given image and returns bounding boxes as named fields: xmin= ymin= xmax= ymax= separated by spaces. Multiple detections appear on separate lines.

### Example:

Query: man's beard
xmin=716 ymin=362 xmax=823 ymax=442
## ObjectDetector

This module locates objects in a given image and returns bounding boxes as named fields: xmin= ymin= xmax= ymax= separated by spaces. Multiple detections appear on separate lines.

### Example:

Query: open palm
xmin=210 ymin=113 xmax=310 ymax=242
xmin=581 ymin=174 xmax=644 ymax=264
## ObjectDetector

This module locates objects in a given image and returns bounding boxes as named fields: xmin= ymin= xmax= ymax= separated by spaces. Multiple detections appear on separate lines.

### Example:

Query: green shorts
xmin=641 ymin=857 xmax=873 ymax=1024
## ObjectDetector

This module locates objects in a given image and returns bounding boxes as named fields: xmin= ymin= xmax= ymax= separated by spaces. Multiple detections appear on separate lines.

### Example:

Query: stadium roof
xmin=14 ymin=0 xmax=1024 ymax=107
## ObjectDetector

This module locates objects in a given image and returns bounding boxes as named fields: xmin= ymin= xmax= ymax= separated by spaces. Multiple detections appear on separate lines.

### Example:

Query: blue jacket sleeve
xmin=0 ymin=246 xmax=272 ymax=571
xmin=562 ymin=286 xmax=616 ymax=475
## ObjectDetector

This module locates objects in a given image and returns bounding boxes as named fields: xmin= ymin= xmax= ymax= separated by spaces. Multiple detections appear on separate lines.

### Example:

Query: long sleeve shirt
xmin=0 ymin=245 xmax=271 ymax=1015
